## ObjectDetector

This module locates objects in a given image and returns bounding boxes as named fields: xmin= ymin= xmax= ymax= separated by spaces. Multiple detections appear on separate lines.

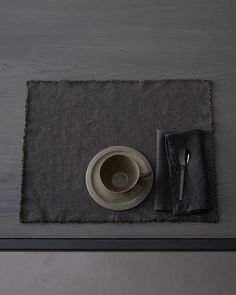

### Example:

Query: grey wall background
xmin=1 ymin=0 xmax=236 ymax=294
xmin=0 ymin=252 xmax=236 ymax=295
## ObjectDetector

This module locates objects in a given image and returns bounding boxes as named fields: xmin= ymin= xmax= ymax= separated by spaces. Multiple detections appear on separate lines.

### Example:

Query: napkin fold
xmin=154 ymin=129 xmax=209 ymax=215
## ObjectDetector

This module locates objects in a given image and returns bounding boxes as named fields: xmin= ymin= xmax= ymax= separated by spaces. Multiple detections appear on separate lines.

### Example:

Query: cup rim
xmin=99 ymin=153 xmax=141 ymax=194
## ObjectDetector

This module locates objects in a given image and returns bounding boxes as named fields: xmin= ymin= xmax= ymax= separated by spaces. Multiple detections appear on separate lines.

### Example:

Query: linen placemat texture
xmin=20 ymin=80 xmax=218 ymax=223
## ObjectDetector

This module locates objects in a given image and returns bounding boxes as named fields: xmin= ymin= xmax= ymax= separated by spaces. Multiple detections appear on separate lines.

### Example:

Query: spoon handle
xmin=179 ymin=165 xmax=185 ymax=200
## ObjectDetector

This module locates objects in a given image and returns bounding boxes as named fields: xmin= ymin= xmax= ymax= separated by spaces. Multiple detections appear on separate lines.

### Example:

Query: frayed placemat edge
xmin=19 ymin=82 xmax=31 ymax=223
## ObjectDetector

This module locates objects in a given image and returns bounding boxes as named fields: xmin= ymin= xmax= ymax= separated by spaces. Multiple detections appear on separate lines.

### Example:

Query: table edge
xmin=0 ymin=238 xmax=235 ymax=251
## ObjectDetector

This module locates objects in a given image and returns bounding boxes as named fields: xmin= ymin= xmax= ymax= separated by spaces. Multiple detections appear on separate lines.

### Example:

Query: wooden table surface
xmin=0 ymin=0 xmax=236 ymax=238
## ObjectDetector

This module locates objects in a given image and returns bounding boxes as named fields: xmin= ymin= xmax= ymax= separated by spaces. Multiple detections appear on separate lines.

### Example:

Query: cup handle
xmin=139 ymin=171 xmax=152 ymax=180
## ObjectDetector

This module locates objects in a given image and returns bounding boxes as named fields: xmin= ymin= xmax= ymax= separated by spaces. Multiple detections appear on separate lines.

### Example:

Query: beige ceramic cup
xmin=99 ymin=154 xmax=150 ymax=194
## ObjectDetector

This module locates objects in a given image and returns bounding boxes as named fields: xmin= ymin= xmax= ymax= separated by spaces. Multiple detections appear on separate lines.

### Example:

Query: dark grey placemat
xmin=20 ymin=80 xmax=218 ymax=223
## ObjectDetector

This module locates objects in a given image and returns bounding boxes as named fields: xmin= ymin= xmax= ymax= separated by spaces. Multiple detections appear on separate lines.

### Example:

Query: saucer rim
xmin=85 ymin=146 xmax=153 ymax=211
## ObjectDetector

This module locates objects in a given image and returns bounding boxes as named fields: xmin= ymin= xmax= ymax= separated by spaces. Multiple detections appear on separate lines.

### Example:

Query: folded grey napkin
xmin=155 ymin=129 xmax=209 ymax=215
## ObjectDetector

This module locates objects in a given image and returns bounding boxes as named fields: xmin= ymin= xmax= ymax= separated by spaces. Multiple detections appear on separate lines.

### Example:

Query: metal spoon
xmin=178 ymin=149 xmax=190 ymax=201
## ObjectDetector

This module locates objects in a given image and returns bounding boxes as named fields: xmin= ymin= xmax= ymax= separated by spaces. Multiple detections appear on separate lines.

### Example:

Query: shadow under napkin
xmin=20 ymin=80 xmax=218 ymax=223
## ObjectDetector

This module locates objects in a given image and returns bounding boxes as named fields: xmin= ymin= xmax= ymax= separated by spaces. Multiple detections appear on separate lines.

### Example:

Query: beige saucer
xmin=85 ymin=146 xmax=153 ymax=211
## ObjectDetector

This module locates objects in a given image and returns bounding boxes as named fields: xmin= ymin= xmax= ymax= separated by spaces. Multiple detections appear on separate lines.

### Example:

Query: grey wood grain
xmin=0 ymin=0 xmax=236 ymax=237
